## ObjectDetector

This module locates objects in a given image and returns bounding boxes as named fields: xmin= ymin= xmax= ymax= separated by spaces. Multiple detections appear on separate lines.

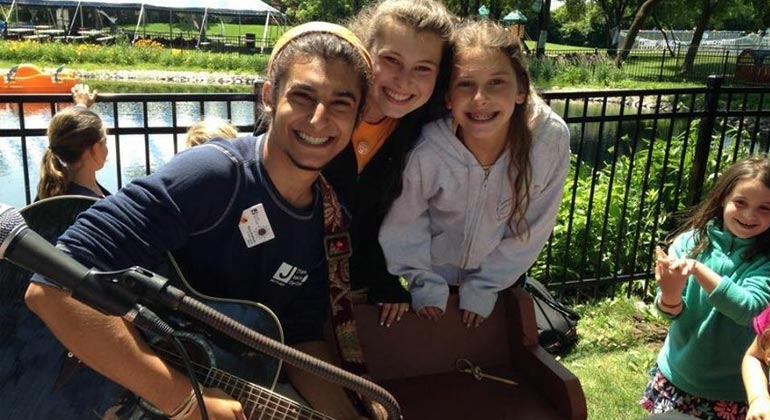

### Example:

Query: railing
xmin=537 ymin=46 xmax=753 ymax=84
xmin=1 ymin=77 xmax=769 ymax=299
xmin=539 ymin=77 xmax=770 ymax=298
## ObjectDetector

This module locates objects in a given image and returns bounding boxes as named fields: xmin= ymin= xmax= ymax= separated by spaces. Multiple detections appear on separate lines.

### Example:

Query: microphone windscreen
xmin=0 ymin=205 xmax=25 ymax=257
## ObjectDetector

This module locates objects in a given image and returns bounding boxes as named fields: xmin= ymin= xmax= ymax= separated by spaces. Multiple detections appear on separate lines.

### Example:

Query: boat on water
xmin=0 ymin=63 xmax=78 ymax=94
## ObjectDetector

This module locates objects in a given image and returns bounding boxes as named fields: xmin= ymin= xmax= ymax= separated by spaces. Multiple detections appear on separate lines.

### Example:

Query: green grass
xmin=562 ymin=297 xmax=668 ymax=420
xmin=121 ymin=22 xmax=286 ymax=38
xmin=525 ymin=40 xmax=596 ymax=52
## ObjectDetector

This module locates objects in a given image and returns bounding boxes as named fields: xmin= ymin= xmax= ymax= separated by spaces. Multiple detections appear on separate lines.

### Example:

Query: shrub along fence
xmin=1 ymin=77 xmax=768 ymax=300
xmin=538 ymin=47 xmax=745 ymax=84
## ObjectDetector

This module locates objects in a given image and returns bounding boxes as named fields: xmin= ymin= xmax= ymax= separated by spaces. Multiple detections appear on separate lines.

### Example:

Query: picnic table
xmin=78 ymin=29 xmax=104 ymax=38
xmin=37 ymin=29 xmax=65 ymax=37
xmin=6 ymin=27 xmax=34 ymax=39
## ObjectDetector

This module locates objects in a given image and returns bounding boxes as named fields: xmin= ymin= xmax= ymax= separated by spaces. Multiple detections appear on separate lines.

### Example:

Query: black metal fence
xmin=1 ymin=77 xmax=769 ymax=299
xmin=538 ymin=46 xmax=757 ymax=84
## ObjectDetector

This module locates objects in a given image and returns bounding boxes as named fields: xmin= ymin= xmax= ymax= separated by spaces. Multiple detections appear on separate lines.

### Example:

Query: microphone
xmin=0 ymin=204 xmax=168 ymax=316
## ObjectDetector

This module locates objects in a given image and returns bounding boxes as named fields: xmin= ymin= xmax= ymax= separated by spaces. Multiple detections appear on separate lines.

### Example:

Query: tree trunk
xmin=536 ymin=0 xmax=551 ymax=57
xmin=683 ymin=0 xmax=719 ymax=73
xmin=614 ymin=0 xmax=663 ymax=66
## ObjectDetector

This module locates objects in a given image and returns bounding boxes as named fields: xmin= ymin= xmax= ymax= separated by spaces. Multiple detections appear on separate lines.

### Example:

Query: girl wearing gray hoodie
xmin=379 ymin=20 xmax=570 ymax=328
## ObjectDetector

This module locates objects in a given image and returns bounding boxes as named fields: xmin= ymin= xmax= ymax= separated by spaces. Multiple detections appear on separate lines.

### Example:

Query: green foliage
xmin=0 ymin=40 xmax=269 ymax=74
xmin=528 ymin=54 xmax=627 ymax=87
xmin=532 ymin=117 xmax=760 ymax=289
xmin=551 ymin=2 xmax=607 ymax=47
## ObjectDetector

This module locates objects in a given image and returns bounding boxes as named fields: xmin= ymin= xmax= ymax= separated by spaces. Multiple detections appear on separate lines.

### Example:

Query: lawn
xmin=562 ymin=297 xmax=668 ymax=420
xmin=123 ymin=22 xmax=286 ymax=39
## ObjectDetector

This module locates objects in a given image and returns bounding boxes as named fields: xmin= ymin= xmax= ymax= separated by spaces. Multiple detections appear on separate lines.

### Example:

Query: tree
xmin=557 ymin=0 xmax=637 ymax=49
xmin=682 ymin=0 xmax=725 ymax=73
xmin=614 ymin=0 xmax=663 ymax=65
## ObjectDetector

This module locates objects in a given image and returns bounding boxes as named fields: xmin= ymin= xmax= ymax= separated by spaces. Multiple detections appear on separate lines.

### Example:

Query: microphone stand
xmin=85 ymin=266 xmax=402 ymax=420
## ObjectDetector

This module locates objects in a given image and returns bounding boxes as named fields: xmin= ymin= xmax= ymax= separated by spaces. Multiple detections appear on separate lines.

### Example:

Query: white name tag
xmin=238 ymin=203 xmax=275 ymax=248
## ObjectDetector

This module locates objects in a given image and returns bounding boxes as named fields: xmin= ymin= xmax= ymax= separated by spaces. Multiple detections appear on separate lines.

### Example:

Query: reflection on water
xmin=0 ymin=100 xmax=255 ymax=207
xmin=1 ymin=97 xmax=693 ymax=208
xmin=549 ymin=99 xmax=691 ymax=166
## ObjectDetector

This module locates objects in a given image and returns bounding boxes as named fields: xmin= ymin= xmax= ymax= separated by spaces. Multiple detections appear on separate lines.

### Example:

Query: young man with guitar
xmin=24 ymin=23 xmax=378 ymax=420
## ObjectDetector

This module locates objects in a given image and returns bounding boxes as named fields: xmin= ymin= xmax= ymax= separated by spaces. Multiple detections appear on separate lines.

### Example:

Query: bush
xmin=0 ymin=40 xmax=268 ymax=74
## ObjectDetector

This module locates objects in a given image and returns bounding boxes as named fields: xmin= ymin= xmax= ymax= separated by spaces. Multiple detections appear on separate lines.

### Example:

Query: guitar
xmin=0 ymin=196 xmax=336 ymax=420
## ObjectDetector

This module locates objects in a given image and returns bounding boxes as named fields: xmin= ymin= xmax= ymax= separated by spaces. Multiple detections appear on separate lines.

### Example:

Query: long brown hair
xmin=671 ymin=156 xmax=770 ymax=261
xmin=37 ymin=107 xmax=106 ymax=199
xmin=347 ymin=0 xmax=455 ymax=52
xmin=450 ymin=19 xmax=545 ymax=236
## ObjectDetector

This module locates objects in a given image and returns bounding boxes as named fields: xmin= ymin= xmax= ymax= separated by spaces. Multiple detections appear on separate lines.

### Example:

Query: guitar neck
xmin=203 ymin=367 xmax=336 ymax=420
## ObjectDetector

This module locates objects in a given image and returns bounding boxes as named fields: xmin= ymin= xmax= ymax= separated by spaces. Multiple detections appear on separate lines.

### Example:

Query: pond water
xmin=0 ymin=100 xmax=256 ymax=208
xmin=0 ymin=97 xmax=691 ymax=208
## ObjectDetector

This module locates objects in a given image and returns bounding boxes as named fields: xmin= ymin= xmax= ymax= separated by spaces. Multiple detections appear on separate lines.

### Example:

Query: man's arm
xmin=25 ymin=282 xmax=244 ymax=420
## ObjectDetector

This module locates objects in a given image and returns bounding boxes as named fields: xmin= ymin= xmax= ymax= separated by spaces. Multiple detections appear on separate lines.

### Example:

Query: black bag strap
xmin=520 ymin=276 xmax=580 ymax=321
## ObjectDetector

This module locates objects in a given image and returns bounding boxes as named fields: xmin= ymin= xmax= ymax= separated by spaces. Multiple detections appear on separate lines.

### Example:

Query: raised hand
xmin=655 ymin=247 xmax=687 ymax=313
xmin=71 ymin=83 xmax=98 ymax=108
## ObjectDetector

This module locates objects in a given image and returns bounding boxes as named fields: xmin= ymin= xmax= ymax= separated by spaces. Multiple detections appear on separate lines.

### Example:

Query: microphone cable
xmin=128 ymin=305 xmax=209 ymax=420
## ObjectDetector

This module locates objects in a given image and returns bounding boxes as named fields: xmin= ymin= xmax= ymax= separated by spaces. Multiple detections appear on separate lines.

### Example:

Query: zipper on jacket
xmin=460 ymin=172 xmax=489 ymax=269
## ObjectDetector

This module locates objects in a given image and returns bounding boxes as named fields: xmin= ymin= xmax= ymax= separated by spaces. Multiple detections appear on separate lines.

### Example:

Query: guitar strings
xmin=151 ymin=346 xmax=335 ymax=420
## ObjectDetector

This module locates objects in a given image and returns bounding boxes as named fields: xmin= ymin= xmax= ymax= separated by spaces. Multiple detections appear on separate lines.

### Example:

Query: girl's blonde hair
xmin=451 ymin=19 xmax=547 ymax=236
xmin=671 ymin=156 xmax=770 ymax=261
xmin=185 ymin=118 xmax=239 ymax=148
xmin=37 ymin=107 xmax=106 ymax=199
xmin=347 ymin=0 xmax=455 ymax=52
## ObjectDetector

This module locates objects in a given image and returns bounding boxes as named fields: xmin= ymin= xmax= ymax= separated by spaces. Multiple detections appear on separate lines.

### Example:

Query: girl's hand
xmin=71 ymin=83 xmax=97 ymax=108
xmin=417 ymin=306 xmax=444 ymax=321
xmin=378 ymin=303 xmax=409 ymax=327
xmin=655 ymin=247 xmax=687 ymax=297
xmin=748 ymin=395 xmax=770 ymax=420
xmin=461 ymin=310 xmax=485 ymax=328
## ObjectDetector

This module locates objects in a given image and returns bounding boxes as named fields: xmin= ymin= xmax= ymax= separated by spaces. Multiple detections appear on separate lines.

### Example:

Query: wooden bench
xmin=353 ymin=288 xmax=587 ymax=420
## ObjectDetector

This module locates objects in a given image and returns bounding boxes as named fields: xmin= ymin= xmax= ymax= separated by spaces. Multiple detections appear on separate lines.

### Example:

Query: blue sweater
xmin=56 ymin=136 xmax=329 ymax=344
xmin=657 ymin=222 xmax=770 ymax=401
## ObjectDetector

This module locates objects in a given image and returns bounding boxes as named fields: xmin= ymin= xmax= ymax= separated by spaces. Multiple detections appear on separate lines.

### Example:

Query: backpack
xmin=520 ymin=276 xmax=580 ymax=354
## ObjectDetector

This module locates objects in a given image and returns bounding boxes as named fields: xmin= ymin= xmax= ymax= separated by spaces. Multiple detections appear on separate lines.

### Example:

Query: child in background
xmin=642 ymin=157 xmax=770 ymax=419
xmin=323 ymin=0 xmax=455 ymax=327
xmin=37 ymin=84 xmax=109 ymax=200
xmin=742 ymin=307 xmax=770 ymax=420
xmin=378 ymin=19 xmax=570 ymax=327
xmin=184 ymin=117 xmax=238 ymax=148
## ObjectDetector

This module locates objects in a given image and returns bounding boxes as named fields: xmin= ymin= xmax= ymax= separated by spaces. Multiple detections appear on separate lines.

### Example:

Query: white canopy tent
xmin=1 ymin=0 xmax=285 ymax=49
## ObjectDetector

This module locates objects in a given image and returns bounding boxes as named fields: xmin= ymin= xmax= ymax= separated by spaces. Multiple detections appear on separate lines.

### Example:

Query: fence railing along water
xmin=1 ymin=77 xmax=769 ymax=299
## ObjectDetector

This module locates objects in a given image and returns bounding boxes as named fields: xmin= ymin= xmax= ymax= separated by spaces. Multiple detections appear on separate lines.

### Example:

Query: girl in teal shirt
xmin=641 ymin=157 xmax=770 ymax=419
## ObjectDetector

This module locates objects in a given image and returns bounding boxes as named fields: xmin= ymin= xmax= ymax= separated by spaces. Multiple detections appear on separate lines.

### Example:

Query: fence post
xmin=687 ymin=75 xmax=723 ymax=206
xmin=674 ymin=43 xmax=680 ymax=72
xmin=721 ymin=49 xmax=730 ymax=78
xmin=658 ymin=48 xmax=666 ymax=82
